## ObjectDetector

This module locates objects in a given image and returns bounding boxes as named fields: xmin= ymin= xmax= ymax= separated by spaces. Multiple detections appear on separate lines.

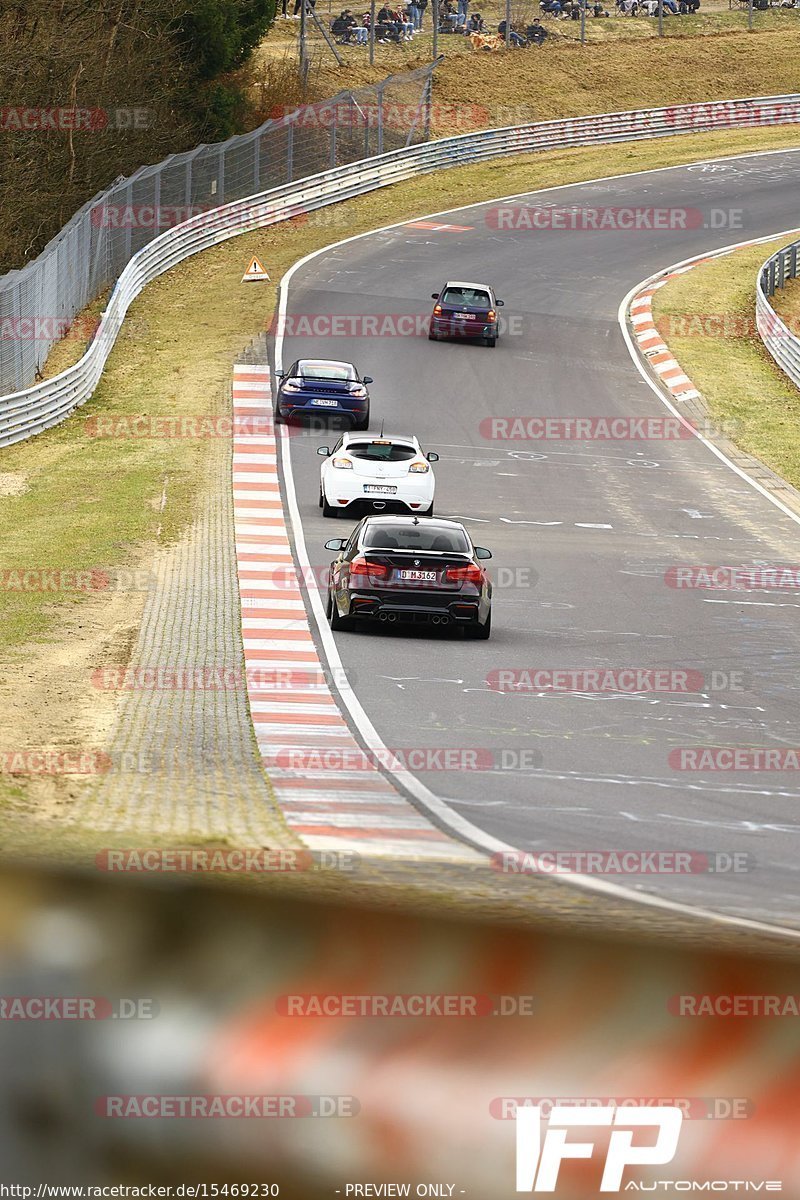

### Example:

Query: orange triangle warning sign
xmin=242 ymin=256 xmax=270 ymax=282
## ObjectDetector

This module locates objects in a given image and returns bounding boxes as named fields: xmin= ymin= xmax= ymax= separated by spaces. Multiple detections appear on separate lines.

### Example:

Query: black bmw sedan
xmin=324 ymin=515 xmax=493 ymax=638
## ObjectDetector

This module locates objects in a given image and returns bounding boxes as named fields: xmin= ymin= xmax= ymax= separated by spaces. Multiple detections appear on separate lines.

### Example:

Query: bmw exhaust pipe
xmin=386 ymin=612 xmax=397 ymax=623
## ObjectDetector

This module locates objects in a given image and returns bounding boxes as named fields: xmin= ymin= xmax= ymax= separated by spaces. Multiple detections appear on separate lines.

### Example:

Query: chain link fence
xmin=0 ymin=63 xmax=436 ymax=396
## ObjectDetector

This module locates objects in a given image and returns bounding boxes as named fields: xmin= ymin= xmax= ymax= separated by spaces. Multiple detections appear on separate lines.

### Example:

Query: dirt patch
xmin=0 ymin=474 xmax=28 ymax=498
xmin=3 ymin=120 xmax=800 ymax=851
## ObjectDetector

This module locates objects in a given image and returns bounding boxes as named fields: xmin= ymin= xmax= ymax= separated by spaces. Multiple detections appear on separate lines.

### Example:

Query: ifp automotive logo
xmin=515 ymin=1104 xmax=683 ymax=1192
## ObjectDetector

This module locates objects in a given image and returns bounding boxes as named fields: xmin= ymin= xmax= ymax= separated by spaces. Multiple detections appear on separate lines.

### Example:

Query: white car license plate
xmin=364 ymin=485 xmax=397 ymax=494
xmin=311 ymin=397 xmax=338 ymax=407
xmin=454 ymin=312 xmax=475 ymax=320
xmin=398 ymin=569 xmax=436 ymax=581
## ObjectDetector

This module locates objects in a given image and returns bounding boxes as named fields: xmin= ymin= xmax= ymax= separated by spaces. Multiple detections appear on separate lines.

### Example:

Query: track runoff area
xmin=268 ymin=146 xmax=800 ymax=934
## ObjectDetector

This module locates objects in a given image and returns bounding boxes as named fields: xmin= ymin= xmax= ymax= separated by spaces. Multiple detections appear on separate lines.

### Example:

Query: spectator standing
xmin=457 ymin=0 xmax=470 ymax=24
xmin=408 ymin=0 xmax=421 ymax=26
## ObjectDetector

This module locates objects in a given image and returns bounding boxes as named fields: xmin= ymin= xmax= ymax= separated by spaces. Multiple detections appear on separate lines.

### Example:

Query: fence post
xmin=330 ymin=105 xmax=338 ymax=168
xmin=791 ymin=244 xmax=798 ymax=282
xmin=377 ymin=85 xmax=384 ymax=156
xmin=423 ymin=71 xmax=433 ymax=142
xmin=778 ymin=253 xmax=785 ymax=290
xmin=287 ymin=122 xmax=294 ymax=182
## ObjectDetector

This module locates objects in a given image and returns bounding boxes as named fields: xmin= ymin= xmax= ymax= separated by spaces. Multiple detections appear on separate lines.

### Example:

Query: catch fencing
xmin=0 ymin=64 xmax=436 ymax=400
xmin=3 ymin=91 xmax=800 ymax=446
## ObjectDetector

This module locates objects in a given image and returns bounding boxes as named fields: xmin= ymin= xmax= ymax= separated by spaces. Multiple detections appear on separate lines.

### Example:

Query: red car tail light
xmin=445 ymin=564 xmax=484 ymax=585
xmin=350 ymin=557 xmax=388 ymax=579
xmin=487 ymin=309 xmax=496 ymax=322
xmin=433 ymin=304 xmax=443 ymax=316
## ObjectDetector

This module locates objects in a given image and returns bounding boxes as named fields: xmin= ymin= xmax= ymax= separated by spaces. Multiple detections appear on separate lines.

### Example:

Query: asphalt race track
xmin=278 ymin=147 xmax=800 ymax=929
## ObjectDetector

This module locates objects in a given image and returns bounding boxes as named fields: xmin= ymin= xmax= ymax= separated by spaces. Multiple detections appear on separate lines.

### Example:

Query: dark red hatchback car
xmin=428 ymin=280 xmax=504 ymax=348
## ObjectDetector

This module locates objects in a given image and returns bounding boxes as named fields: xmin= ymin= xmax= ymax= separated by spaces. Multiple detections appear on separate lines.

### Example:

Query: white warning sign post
xmin=242 ymin=256 xmax=270 ymax=283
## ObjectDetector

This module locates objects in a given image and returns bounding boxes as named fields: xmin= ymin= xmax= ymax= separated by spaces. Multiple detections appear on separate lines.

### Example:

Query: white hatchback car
xmin=317 ymin=433 xmax=439 ymax=518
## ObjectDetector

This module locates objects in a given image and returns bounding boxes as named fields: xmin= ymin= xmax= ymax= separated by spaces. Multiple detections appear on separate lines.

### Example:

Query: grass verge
xmin=1 ymin=121 xmax=799 ymax=840
xmin=255 ymin=21 xmax=800 ymax=136
xmin=653 ymin=232 xmax=800 ymax=487
xmin=771 ymin=273 xmax=800 ymax=328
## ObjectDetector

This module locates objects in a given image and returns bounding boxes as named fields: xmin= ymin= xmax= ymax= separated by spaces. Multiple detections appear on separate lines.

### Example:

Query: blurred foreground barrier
xmin=757 ymin=238 xmax=800 ymax=390
xmin=3 ymin=93 xmax=800 ymax=447
xmin=0 ymin=862 xmax=799 ymax=1195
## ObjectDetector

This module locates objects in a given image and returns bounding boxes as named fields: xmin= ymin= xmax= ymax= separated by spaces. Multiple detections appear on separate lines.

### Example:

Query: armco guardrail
xmin=3 ymin=93 xmax=800 ymax=448
xmin=757 ymin=237 xmax=800 ymax=389
xmin=0 ymin=63 xmax=436 ymax=398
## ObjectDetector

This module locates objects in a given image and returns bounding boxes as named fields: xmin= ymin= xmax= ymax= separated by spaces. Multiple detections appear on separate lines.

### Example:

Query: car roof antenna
xmin=379 ymin=419 xmax=385 ymax=437
xmin=412 ymin=516 xmax=420 ymax=524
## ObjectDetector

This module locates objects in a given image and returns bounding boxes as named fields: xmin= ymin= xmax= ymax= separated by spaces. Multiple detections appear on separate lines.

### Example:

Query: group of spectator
xmin=324 ymin=0 xmax=711 ymax=48
xmin=330 ymin=3 xmax=421 ymax=41
xmin=327 ymin=0 xmax=551 ymax=41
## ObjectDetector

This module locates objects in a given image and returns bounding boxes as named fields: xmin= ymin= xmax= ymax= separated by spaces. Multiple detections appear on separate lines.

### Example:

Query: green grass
xmin=653 ymin=233 xmax=800 ymax=488
xmin=1 ymin=119 xmax=799 ymax=831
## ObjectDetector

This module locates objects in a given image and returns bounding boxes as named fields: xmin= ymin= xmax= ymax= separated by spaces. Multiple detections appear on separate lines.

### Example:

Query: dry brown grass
xmin=253 ymin=12 xmax=800 ymax=135
xmin=2 ymin=120 xmax=799 ymax=842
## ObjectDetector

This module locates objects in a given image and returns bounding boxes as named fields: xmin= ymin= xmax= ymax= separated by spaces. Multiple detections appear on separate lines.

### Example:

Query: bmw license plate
xmin=398 ymin=569 xmax=436 ymax=581
xmin=364 ymin=485 xmax=397 ymax=494
xmin=311 ymin=398 xmax=338 ymax=407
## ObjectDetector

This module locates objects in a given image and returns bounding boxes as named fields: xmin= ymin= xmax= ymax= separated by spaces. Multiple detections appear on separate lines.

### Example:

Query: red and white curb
xmin=231 ymin=364 xmax=475 ymax=859
xmin=628 ymin=261 xmax=717 ymax=404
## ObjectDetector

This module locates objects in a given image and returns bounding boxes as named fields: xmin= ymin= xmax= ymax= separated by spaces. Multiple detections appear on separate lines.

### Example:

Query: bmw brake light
xmin=445 ymin=564 xmax=484 ymax=585
xmin=350 ymin=557 xmax=388 ymax=578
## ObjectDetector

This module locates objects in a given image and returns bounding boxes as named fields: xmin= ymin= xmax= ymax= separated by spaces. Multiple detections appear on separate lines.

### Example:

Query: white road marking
xmin=274 ymin=154 xmax=800 ymax=940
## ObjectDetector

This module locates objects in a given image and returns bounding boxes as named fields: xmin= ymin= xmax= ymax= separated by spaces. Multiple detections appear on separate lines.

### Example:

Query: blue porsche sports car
xmin=274 ymin=359 xmax=372 ymax=428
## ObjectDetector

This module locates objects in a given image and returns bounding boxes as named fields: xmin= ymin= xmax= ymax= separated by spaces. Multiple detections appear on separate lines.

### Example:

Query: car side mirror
xmin=426 ymin=451 xmax=440 ymax=462
xmin=431 ymin=293 xmax=439 ymax=300
xmin=362 ymin=376 xmax=373 ymax=385
xmin=475 ymin=546 xmax=492 ymax=560
xmin=317 ymin=446 xmax=330 ymax=456
xmin=275 ymin=369 xmax=285 ymax=378
xmin=325 ymin=539 xmax=346 ymax=552
xmin=496 ymin=299 xmax=505 ymax=307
